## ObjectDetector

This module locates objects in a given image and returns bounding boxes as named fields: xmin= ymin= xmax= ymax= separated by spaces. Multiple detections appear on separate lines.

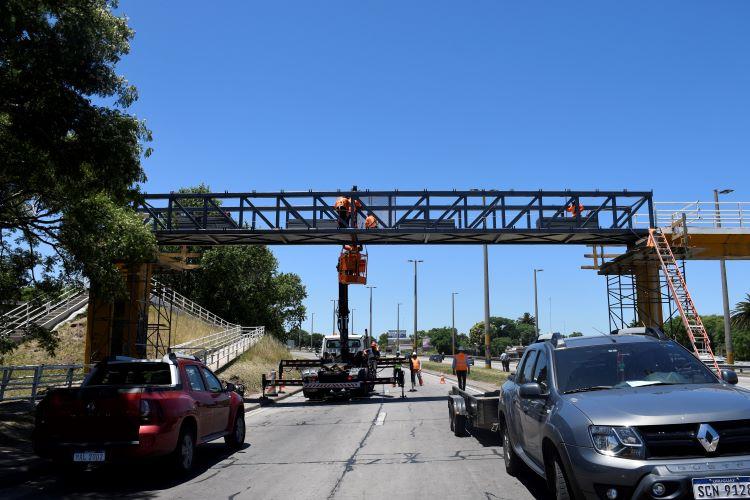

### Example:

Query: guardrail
xmin=0 ymin=364 xmax=89 ymax=403
xmin=635 ymin=201 xmax=750 ymax=228
xmin=171 ymin=326 xmax=265 ymax=371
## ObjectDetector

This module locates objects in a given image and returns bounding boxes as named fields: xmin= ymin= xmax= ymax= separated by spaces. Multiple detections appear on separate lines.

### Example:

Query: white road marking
xmin=375 ymin=411 xmax=387 ymax=426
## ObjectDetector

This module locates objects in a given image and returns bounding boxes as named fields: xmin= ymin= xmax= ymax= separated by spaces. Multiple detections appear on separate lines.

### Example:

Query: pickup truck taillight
xmin=140 ymin=399 xmax=160 ymax=424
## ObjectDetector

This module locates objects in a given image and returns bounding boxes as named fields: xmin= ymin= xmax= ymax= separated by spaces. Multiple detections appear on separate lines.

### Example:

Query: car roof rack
xmin=610 ymin=327 xmax=667 ymax=341
xmin=164 ymin=351 xmax=201 ymax=363
xmin=536 ymin=332 xmax=566 ymax=347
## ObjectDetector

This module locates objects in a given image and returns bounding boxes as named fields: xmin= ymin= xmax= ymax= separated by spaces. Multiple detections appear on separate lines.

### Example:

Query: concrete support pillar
xmin=84 ymin=263 xmax=152 ymax=364
xmin=633 ymin=261 xmax=664 ymax=328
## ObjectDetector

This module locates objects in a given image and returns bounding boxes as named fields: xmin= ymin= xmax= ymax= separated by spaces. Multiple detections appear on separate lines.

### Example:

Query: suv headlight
xmin=589 ymin=426 xmax=645 ymax=459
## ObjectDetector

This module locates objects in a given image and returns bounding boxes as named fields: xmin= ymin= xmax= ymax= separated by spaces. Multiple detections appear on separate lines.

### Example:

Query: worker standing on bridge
xmin=566 ymin=202 xmax=585 ymax=217
xmin=453 ymin=347 xmax=470 ymax=391
xmin=335 ymin=196 xmax=350 ymax=227
xmin=365 ymin=214 xmax=377 ymax=229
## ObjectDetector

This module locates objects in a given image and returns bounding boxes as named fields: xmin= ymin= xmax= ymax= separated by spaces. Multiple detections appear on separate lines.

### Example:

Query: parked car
xmin=32 ymin=353 xmax=246 ymax=474
xmin=499 ymin=328 xmax=746 ymax=500
xmin=429 ymin=354 xmax=444 ymax=362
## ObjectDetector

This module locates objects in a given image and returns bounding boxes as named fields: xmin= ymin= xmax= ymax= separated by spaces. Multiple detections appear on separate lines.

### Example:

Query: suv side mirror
xmin=519 ymin=382 xmax=546 ymax=399
xmin=224 ymin=382 xmax=237 ymax=393
xmin=721 ymin=369 xmax=739 ymax=385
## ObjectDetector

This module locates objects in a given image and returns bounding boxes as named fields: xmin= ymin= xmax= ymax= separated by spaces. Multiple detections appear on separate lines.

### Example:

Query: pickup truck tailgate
xmin=40 ymin=387 xmax=143 ymax=444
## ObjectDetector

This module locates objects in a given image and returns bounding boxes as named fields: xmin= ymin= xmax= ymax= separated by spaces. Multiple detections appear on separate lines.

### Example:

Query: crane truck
xmin=261 ymin=187 xmax=406 ymax=401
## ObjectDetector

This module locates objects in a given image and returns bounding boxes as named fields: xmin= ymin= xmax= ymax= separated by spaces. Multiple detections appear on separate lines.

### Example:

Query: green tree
xmin=518 ymin=312 xmax=536 ymax=326
xmin=568 ymin=331 xmax=584 ymax=338
xmin=419 ymin=327 xmax=454 ymax=354
xmin=378 ymin=332 xmax=389 ymax=348
xmin=491 ymin=337 xmax=513 ymax=356
xmin=732 ymin=294 xmax=750 ymax=331
xmin=1 ymin=0 xmax=155 ymax=302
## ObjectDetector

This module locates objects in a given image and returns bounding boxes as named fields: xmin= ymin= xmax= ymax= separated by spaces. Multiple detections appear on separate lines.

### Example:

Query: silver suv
xmin=499 ymin=328 xmax=747 ymax=500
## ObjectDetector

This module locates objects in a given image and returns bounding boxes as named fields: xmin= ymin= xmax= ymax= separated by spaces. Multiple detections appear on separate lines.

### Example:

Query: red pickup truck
xmin=32 ymin=353 xmax=245 ymax=473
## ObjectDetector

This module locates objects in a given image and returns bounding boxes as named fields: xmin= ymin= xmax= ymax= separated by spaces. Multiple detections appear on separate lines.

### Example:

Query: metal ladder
xmin=648 ymin=228 xmax=721 ymax=375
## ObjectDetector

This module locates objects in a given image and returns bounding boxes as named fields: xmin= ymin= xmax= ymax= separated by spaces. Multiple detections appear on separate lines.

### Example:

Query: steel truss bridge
xmin=136 ymin=190 xmax=654 ymax=246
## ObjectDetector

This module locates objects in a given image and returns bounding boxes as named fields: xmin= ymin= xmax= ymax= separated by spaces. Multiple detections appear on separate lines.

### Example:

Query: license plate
xmin=693 ymin=477 xmax=750 ymax=499
xmin=73 ymin=451 xmax=105 ymax=462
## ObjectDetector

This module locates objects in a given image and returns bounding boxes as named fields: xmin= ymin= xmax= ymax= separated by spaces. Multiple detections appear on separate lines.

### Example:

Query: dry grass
xmin=0 ymin=309 xmax=224 ymax=366
xmin=219 ymin=336 xmax=291 ymax=395
xmin=422 ymin=360 xmax=510 ymax=386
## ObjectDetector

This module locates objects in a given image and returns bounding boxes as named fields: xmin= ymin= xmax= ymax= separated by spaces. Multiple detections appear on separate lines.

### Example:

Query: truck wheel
xmin=453 ymin=414 xmax=468 ymax=437
xmin=551 ymin=456 xmax=572 ymax=500
xmin=502 ymin=426 xmax=521 ymax=476
xmin=224 ymin=411 xmax=246 ymax=450
xmin=171 ymin=426 xmax=196 ymax=474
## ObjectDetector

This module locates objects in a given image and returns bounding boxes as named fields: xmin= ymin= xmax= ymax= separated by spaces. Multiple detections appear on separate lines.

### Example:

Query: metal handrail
xmin=0 ymin=364 xmax=89 ymax=402
xmin=152 ymin=278 xmax=236 ymax=328
xmin=635 ymin=201 xmax=750 ymax=228
xmin=1 ymin=287 xmax=88 ymax=334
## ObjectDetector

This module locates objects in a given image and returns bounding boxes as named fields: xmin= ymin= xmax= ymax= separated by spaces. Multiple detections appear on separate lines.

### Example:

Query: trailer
xmin=447 ymin=386 xmax=501 ymax=437
xmin=262 ymin=356 xmax=407 ymax=401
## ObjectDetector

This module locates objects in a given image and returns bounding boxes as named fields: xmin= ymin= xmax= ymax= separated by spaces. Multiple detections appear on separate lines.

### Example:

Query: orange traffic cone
xmin=439 ymin=375 xmax=446 ymax=384
xmin=278 ymin=372 xmax=285 ymax=394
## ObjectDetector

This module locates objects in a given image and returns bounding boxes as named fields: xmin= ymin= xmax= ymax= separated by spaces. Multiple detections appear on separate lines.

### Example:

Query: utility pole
xmin=715 ymin=188 xmax=735 ymax=364
xmin=408 ymin=259 xmax=423 ymax=352
xmin=483 ymin=244 xmax=491 ymax=368
xmin=451 ymin=292 xmax=459 ymax=355
xmin=331 ymin=299 xmax=337 ymax=335
xmin=310 ymin=312 xmax=315 ymax=349
xmin=351 ymin=308 xmax=355 ymax=334
xmin=367 ymin=285 xmax=376 ymax=348
xmin=533 ymin=269 xmax=543 ymax=336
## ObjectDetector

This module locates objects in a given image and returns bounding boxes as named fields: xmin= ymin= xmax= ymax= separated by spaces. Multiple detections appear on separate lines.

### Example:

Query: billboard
xmin=387 ymin=329 xmax=408 ymax=339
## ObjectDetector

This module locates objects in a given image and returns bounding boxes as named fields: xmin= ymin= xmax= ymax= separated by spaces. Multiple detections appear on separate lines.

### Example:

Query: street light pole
xmin=351 ymin=308 xmax=355 ymax=334
xmin=408 ymin=259 xmax=423 ymax=352
xmin=366 ymin=286 xmax=376 ymax=348
xmin=483 ymin=244 xmax=491 ymax=368
xmin=715 ymin=188 xmax=735 ymax=364
xmin=533 ymin=269 xmax=543 ymax=336
xmin=451 ymin=292 xmax=459 ymax=355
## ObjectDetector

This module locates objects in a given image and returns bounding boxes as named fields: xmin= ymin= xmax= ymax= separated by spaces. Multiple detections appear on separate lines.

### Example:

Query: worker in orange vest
xmin=334 ymin=196 xmax=350 ymax=227
xmin=410 ymin=352 xmax=423 ymax=391
xmin=365 ymin=214 xmax=377 ymax=229
xmin=452 ymin=347 xmax=470 ymax=390
xmin=566 ymin=202 xmax=585 ymax=217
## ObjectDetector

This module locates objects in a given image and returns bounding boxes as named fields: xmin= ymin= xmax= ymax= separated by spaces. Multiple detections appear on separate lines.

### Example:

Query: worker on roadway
xmin=410 ymin=352 xmax=423 ymax=389
xmin=370 ymin=340 xmax=381 ymax=359
xmin=453 ymin=347 xmax=470 ymax=391
xmin=500 ymin=350 xmax=510 ymax=372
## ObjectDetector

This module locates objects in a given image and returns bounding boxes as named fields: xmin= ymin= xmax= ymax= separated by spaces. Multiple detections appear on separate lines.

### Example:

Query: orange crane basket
xmin=338 ymin=248 xmax=367 ymax=285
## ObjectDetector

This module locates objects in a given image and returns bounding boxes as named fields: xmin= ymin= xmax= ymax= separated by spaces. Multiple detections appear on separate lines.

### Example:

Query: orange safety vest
xmin=454 ymin=353 xmax=468 ymax=371
xmin=566 ymin=203 xmax=585 ymax=216
xmin=412 ymin=358 xmax=421 ymax=371
xmin=365 ymin=215 xmax=377 ymax=228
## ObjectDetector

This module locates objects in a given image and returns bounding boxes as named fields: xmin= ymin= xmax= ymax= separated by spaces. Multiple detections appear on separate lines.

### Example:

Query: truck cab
xmin=321 ymin=335 xmax=364 ymax=358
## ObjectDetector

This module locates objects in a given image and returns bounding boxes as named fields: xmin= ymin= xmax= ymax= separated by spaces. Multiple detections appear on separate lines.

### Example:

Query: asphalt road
xmin=1 ymin=373 xmax=547 ymax=500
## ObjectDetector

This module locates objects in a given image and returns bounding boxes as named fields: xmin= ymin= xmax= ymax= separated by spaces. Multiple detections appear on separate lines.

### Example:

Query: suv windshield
xmin=554 ymin=341 xmax=717 ymax=394
xmin=325 ymin=339 xmax=361 ymax=350
xmin=86 ymin=362 xmax=173 ymax=386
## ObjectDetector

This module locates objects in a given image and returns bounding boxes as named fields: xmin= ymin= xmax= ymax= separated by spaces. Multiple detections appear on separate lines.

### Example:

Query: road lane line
xmin=375 ymin=411 xmax=386 ymax=425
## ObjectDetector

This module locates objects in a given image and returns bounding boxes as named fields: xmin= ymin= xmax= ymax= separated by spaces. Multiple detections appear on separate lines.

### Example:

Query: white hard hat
xmin=412 ymin=351 xmax=417 ymax=356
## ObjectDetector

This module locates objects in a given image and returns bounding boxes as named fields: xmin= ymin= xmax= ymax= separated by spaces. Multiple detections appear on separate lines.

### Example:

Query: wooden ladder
xmin=648 ymin=228 xmax=721 ymax=375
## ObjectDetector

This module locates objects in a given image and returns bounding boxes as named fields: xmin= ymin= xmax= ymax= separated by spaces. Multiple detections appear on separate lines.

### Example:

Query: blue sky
xmin=118 ymin=1 xmax=750 ymax=337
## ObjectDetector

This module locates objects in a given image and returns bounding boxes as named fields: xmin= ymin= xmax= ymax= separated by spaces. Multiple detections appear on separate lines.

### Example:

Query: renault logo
xmin=697 ymin=423 xmax=720 ymax=453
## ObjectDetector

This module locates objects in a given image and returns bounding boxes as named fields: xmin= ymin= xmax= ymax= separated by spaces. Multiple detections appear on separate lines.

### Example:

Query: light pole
xmin=715 ymin=188 xmax=735 ymax=364
xmin=351 ymin=308 xmax=355 ymax=334
xmin=367 ymin=285 xmax=376 ymax=347
xmin=397 ymin=302 xmax=402 ymax=353
xmin=451 ymin=292 xmax=459 ymax=355
xmin=309 ymin=312 xmax=314 ymax=349
xmin=483 ymin=245 xmax=492 ymax=368
xmin=533 ymin=269 xmax=543 ymax=336
xmin=408 ymin=259 xmax=423 ymax=352
xmin=331 ymin=299 xmax=337 ymax=335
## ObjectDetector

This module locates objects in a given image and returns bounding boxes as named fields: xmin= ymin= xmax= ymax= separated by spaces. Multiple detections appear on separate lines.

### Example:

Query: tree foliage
xmin=0 ymin=0 xmax=155 ymax=303
xmin=732 ymin=294 xmax=750 ymax=331
xmin=469 ymin=316 xmax=536 ymax=351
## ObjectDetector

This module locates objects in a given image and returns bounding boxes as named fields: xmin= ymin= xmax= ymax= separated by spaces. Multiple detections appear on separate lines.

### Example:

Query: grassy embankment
xmin=219 ymin=335 xmax=290 ymax=395
xmin=422 ymin=360 xmax=510 ymax=386
xmin=0 ymin=309 xmax=223 ymax=366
